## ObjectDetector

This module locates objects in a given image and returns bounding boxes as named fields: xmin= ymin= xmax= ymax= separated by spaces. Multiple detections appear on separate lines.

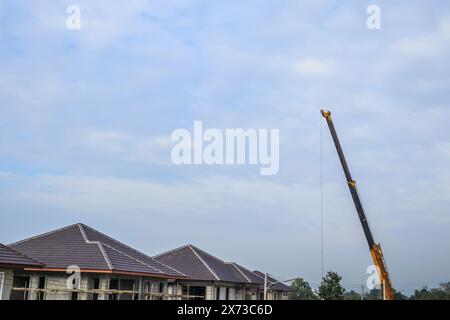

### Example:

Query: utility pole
xmin=361 ymin=284 xmax=364 ymax=300
xmin=264 ymin=273 xmax=268 ymax=300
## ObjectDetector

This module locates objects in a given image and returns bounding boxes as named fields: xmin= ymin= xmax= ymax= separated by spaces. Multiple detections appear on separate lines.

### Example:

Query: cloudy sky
xmin=1 ymin=0 xmax=450 ymax=294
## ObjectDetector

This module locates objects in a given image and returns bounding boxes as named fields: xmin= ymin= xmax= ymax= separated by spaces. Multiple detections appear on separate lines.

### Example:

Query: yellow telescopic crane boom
xmin=321 ymin=110 xmax=394 ymax=300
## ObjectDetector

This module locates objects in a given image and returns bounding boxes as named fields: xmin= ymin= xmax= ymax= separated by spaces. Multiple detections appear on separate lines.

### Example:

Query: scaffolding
xmin=10 ymin=286 xmax=206 ymax=300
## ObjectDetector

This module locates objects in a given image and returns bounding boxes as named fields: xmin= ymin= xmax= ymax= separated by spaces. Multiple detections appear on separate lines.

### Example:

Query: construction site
xmin=0 ymin=223 xmax=291 ymax=301
xmin=1 ymin=2 xmax=449 ymax=314
xmin=0 ymin=110 xmax=398 ymax=301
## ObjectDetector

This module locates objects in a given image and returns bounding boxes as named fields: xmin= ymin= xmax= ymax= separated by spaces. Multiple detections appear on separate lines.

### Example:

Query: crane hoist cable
xmin=320 ymin=115 xmax=324 ymax=279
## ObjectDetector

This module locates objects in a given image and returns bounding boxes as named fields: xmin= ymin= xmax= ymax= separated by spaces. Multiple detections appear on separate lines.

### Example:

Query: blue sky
xmin=1 ymin=0 xmax=450 ymax=294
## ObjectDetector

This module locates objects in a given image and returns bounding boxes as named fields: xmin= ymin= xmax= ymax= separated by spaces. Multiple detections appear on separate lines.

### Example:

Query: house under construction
xmin=0 ymin=223 xmax=291 ymax=300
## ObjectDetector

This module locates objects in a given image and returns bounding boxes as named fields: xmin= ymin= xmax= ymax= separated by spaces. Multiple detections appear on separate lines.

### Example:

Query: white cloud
xmin=294 ymin=58 xmax=335 ymax=77
xmin=82 ymin=129 xmax=128 ymax=152
xmin=438 ymin=16 xmax=450 ymax=38
xmin=397 ymin=37 xmax=436 ymax=56
xmin=435 ymin=141 xmax=450 ymax=159
xmin=394 ymin=16 xmax=450 ymax=58
xmin=80 ymin=128 xmax=172 ymax=165
xmin=0 ymin=172 xmax=342 ymax=228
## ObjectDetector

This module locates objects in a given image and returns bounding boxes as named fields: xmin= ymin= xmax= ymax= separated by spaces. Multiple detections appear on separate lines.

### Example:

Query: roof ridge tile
xmin=227 ymin=262 xmax=251 ymax=283
xmin=81 ymin=224 xmax=186 ymax=276
xmin=188 ymin=245 xmax=221 ymax=281
xmin=189 ymin=245 xmax=226 ymax=263
xmin=77 ymin=224 xmax=113 ymax=270
xmin=152 ymin=244 xmax=191 ymax=259
xmin=82 ymin=224 xmax=158 ymax=261
xmin=101 ymin=243 xmax=162 ymax=274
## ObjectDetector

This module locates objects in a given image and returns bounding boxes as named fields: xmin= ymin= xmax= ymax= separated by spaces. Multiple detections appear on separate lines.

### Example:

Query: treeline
xmin=289 ymin=271 xmax=450 ymax=300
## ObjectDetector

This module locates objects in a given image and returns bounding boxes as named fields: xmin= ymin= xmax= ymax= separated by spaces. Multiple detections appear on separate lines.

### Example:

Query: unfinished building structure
xmin=0 ymin=244 xmax=43 ymax=300
xmin=1 ymin=224 xmax=291 ymax=300
xmin=5 ymin=224 xmax=187 ymax=300
xmin=154 ymin=245 xmax=290 ymax=300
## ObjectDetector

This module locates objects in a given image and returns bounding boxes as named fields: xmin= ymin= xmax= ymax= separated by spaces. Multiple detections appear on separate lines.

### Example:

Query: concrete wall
xmin=142 ymin=278 xmax=172 ymax=300
xmin=246 ymin=288 xmax=259 ymax=300
xmin=7 ymin=271 xmax=172 ymax=300
xmin=280 ymin=291 xmax=289 ymax=300
xmin=2 ymin=270 xmax=290 ymax=300
xmin=0 ymin=269 xmax=13 ymax=300
xmin=267 ymin=290 xmax=289 ymax=300
xmin=215 ymin=284 xmax=237 ymax=300
xmin=175 ymin=281 xmax=262 ymax=300
xmin=29 ymin=273 xmax=72 ymax=300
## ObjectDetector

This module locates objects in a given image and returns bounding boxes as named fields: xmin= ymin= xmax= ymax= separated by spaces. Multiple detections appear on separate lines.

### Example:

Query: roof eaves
xmin=253 ymin=271 xmax=291 ymax=291
xmin=0 ymin=244 xmax=43 ymax=266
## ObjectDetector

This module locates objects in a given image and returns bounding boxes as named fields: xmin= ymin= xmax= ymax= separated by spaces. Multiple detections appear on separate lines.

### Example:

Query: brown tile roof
xmin=8 ymin=224 xmax=185 ymax=278
xmin=154 ymin=245 xmax=217 ymax=281
xmin=154 ymin=245 xmax=252 ymax=283
xmin=0 ymin=244 xmax=42 ymax=268
xmin=229 ymin=263 xmax=264 ymax=284
xmin=154 ymin=244 xmax=290 ymax=291
xmin=253 ymin=270 xmax=292 ymax=292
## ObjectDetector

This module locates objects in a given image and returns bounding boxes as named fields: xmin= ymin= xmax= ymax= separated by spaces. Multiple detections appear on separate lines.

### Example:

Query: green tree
xmin=364 ymin=288 xmax=382 ymax=300
xmin=410 ymin=286 xmax=449 ymax=300
xmin=363 ymin=287 xmax=408 ymax=300
xmin=343 ymin=290 xmax=361 ymax=300
xmin=318 ymin=271 xmax=345 ymax=300
xmin=439 ymin=282 xmax=450 ymax=295
xmin=393 ymin=290 xmax=408 ymax=300
xmin=289 ymin=278 xmax=317 ymax=300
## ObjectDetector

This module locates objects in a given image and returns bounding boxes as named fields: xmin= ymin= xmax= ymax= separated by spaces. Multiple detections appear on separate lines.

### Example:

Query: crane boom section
xmin=321 ymin=109 xmax=394 ymax=300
